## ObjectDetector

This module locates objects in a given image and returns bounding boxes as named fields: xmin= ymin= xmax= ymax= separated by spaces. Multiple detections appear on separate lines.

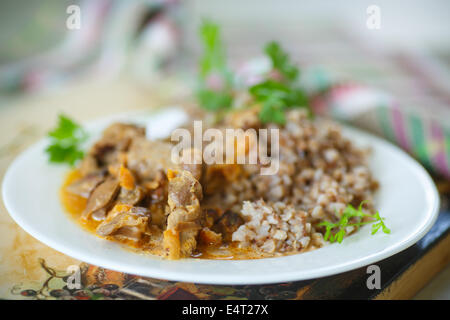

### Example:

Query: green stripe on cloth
xmin=376 ymin=105 xmax=395 ymax=142
xmin=445 ymin=126 xmax=450 ymax=174
xmin=408 ymin=114 xmax=432 ymax=170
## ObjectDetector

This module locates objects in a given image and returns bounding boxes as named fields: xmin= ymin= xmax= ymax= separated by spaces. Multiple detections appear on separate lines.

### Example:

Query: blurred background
xmin=0 ymin=0 xmax=449 ymax=299
xmin=2 ymin=0 xmax=450 ymax=97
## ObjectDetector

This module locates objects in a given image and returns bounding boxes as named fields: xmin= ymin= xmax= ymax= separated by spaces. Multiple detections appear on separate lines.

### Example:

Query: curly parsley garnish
xmin=45 ymin=114 xmax=87 ymax=166
xmin=317 ymin=201 xmax=391 ymax=244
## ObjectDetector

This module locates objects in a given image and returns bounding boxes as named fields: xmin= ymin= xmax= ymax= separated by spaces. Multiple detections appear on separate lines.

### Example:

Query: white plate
xmin=2 ymin=109 xmax=440 ymax=285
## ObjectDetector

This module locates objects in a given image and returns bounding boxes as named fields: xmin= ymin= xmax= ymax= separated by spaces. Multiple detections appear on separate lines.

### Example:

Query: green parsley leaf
xmin=199 ymin=20 xmax=227 ymax=79
xmin=45 ymin=144 xmax=84 ymax=166
xmin=194 ymin=21 xmax=312 ymax=123
xmin=249 ymin=79 xmax=309 ymax=125
xmin=259 ymin=96 xmax=286 ymax=124
xmin=48 ymin=115 xmax=85 ymax=141
xmin=250 ymin=80 xmax=308 ymax=107
xmin=317 ymin=201 xmax=390 ymax=244
xmin=249 ymin=80 xmax=290 ymax=100
xmin=247 ymin=42 xmax=310 ymax=125
xmin=197 ymin=88 xmax=233 ymax=112
xmin=265 ymin=41 xmax=299 ymax=83
xmin=45 ymin=114 xmax=87 ymax=166
xmin=197 ymin=20 xmax=234 ymax=111
xmin=373 ymin=211 xmax=391 ymax=234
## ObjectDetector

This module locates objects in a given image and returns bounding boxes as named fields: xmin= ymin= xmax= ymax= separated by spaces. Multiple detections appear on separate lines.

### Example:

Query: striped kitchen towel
xmin=311 ymin=81 xmax=450 ymax=179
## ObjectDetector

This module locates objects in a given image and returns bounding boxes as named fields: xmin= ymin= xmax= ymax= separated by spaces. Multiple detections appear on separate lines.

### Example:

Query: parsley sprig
xmin=317 ymin=201 xmax=391 ymax=244
xmin=249 ymin=42 xmax=309 ymax=125
xmin=197 ymin=20 xmax=234 ymax=111
xmin=45 ymin=114 xmax=87 ymax=166
xmin=265 ymin=41 xmax=299 ymax=83
xmin=196 ymin=21 xmax=310 ymax=124
xmin=250 ymin=79 xmax=308 ymax=125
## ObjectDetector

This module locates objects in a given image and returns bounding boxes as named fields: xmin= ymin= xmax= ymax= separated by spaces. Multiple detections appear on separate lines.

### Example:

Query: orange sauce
xmin=60 ymin=170 xmax=100 ymax=233
xmin=61 ymin=170 xmax=86 ymax=215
